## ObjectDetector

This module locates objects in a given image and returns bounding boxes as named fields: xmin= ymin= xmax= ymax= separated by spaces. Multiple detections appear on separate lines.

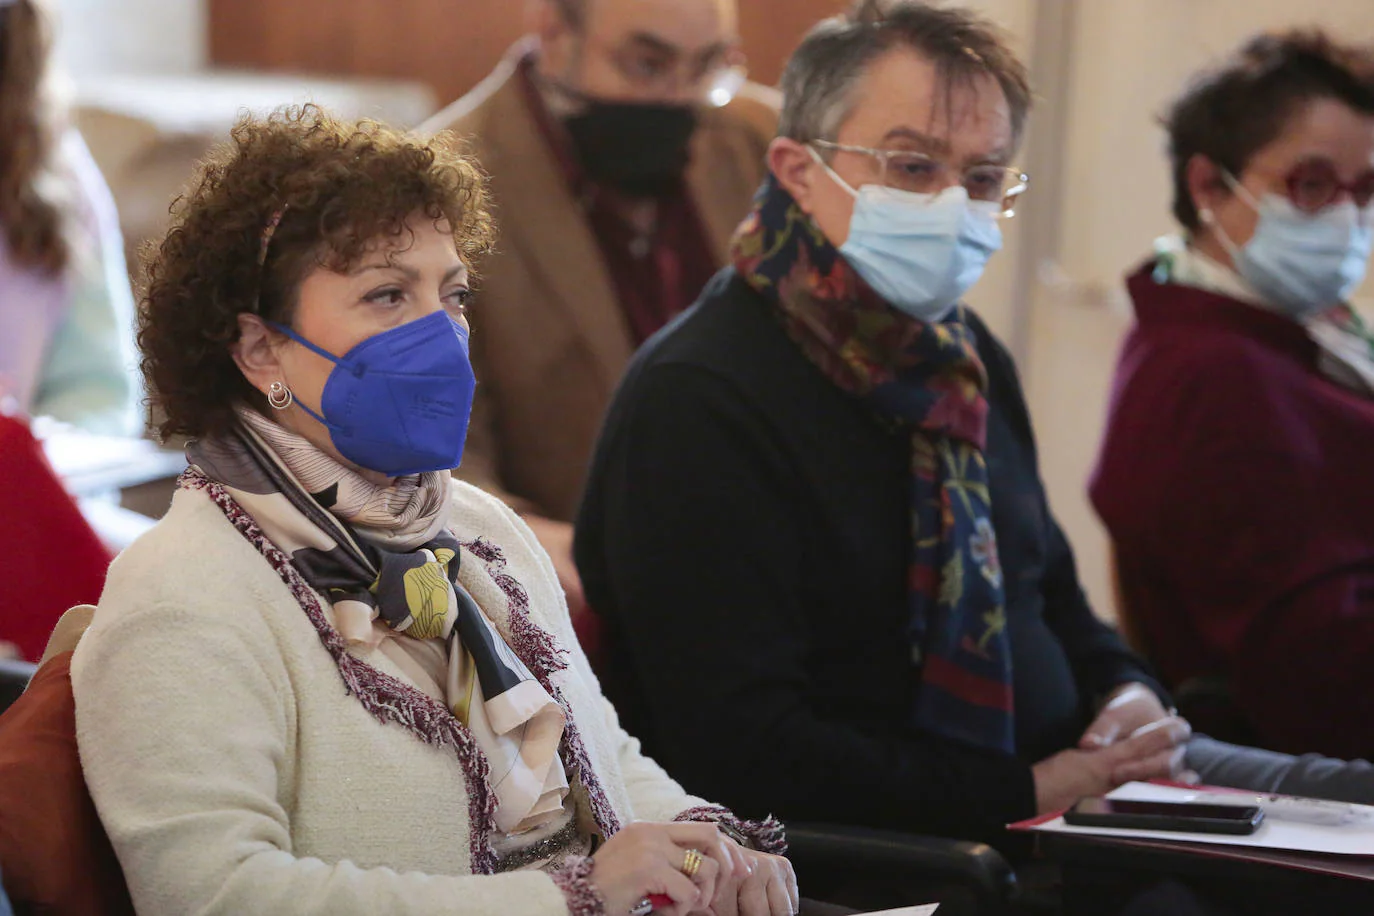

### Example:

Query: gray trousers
xmin=1186 ymin=735 xmax=1374 ymax=802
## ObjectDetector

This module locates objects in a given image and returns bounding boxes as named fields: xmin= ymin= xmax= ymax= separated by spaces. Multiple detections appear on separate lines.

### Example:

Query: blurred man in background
xmin=421 ymin=0 xmax=777 ymax=616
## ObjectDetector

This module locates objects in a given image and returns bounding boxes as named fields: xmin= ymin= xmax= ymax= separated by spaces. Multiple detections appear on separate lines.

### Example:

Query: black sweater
xmin=575 ymin=268 xmax=1162 ymax=845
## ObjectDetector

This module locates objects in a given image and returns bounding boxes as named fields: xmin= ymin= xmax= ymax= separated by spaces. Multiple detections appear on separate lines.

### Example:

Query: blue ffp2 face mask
xmin=271 ymin=310 xmax=477 ymax=477
xmin=811 ymin=148 xmax=1004 ymax=322
xmin=1215 ymin=175 xmax=1374 ymax=320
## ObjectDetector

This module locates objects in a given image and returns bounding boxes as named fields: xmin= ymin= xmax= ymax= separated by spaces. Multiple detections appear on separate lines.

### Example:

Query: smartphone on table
xmin=1064 ymin=797 xmax=1265 ymax=835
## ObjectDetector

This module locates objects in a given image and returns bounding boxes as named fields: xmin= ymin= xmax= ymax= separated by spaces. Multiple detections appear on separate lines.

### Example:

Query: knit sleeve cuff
xmin=550 ymin=855 xmax=605 ymax=916
xmin=673 ymin=805 xmax=788 ymax=855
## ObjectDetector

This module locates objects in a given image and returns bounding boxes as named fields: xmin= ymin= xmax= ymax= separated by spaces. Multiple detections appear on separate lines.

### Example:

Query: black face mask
xmin=563 ymin=101 xmax=698 ymax=196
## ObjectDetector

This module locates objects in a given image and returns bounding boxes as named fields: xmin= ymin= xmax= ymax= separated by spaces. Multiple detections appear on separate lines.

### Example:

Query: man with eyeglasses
xmin=572 ymin=0 xmax=1201 ymax=892
xmin=420 ymin=0 xmax=776 ymax=618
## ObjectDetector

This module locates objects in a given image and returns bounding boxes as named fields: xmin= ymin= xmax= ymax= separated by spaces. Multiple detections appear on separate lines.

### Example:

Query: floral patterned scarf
xmin=731 ymin=175 xmax=1015 ymax=754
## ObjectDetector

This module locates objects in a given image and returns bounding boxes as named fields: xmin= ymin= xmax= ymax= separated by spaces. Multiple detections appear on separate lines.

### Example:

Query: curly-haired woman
xmin=0 ymin=0 xmax=138 ymax=434
xmin=70 ymin=105 xmax=807 ymax=916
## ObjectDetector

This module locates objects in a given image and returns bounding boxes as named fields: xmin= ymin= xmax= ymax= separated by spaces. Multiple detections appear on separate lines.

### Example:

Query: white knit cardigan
xmin=72 ymin=479 xmax=747 ymax=916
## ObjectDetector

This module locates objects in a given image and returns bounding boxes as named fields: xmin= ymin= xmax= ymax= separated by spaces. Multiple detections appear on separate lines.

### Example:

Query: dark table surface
xmin=1042 ymin=832 xmax=1374 ymax=915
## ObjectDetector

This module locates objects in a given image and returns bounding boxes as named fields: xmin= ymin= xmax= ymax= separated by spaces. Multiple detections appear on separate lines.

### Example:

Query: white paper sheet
xmin=855 ymin=906 xmax=939 ymax=916
xmin=1023 ymin=782 xmax=1374 ymax=856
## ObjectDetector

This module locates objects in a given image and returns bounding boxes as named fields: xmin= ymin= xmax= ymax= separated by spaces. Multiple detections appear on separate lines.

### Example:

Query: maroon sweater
xmin=1091 ymin=261 xmax=1374 ymax=759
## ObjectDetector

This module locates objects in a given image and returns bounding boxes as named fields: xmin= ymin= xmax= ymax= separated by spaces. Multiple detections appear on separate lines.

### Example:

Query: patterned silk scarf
xmin=188 ymin=407 xmax=570 ymax=834
xmin=731 ymin=176 xmax=1015 ymax=753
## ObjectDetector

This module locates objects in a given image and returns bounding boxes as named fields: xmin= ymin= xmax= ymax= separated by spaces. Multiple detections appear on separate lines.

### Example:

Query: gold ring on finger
xmin=680 ymin=848 xmax=703 ymax=879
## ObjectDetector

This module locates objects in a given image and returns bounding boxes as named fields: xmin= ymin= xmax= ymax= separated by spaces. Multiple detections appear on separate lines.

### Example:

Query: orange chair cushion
xmin=0 ymin=652 xmax=133 ymax=915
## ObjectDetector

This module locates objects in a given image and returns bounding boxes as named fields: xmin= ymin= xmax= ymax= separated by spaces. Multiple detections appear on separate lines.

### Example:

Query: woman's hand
xmin=589 ymin=822 xmax=727 ymax=916
xmin=701 ymin=842 xmax=799 ymax=916
xmin=1033 ymin=714 xmax=1192 ymax=814
xmin=1079 ymin=682 xmax=1175 ymax=749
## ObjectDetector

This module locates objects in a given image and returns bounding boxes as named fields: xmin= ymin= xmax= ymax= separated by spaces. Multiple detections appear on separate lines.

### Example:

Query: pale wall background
xmin=52 ymin=0 xmax=207 ymax=78
xmin=49 ymin=0 xmax=1374 ymax=621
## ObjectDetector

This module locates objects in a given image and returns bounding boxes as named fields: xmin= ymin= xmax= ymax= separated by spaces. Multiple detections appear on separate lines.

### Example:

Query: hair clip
xmin=258 ymin=207 xmax=287 ymax=267
xmin=252 ymin=206 xmax=288 ymax=313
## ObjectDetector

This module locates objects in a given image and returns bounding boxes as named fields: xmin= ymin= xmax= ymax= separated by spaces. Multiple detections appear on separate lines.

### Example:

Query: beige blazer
xmin=419 ymin=49 xmax=778 ymax=521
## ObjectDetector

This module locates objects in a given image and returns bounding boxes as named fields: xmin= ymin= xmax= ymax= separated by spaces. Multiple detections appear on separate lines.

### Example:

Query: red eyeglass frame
xmin=1280 ymin=158 xmax=1374 ymax=213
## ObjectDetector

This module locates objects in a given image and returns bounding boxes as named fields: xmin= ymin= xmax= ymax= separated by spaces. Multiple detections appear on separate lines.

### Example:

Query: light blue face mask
xmin=810 ymin=147 xmax=1003 ymax=322
xmin=1212 ymin=173 xmax=1374 ymax=320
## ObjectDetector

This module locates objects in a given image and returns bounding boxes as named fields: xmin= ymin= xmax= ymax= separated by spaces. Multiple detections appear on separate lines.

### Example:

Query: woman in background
xmin=0 ymin=0 xmax=138 ymax=435
xmin=1092 ymin=30 xmax=1374 ymax=759
xmin=72 ymin=105 xmax=806 ymax=916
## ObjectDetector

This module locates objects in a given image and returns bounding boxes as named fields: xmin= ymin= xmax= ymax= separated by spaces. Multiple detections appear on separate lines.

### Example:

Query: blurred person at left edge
xmin=419 ymin=0 xmax=776 ymax=621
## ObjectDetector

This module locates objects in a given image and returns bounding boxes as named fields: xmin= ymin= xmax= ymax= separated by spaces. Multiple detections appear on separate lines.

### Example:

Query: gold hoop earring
xmin=267 ymin=381 xmax=294 ymax=410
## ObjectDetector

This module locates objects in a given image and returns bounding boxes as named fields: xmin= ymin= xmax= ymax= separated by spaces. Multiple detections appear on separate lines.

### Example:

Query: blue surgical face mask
xmin=810 ymin=147 xmax=1003 ymax=322
xmin=1212 ymin=173 xmax=1374 ymax=320
xmin=271 ymin=310 xmax=477 ymax=477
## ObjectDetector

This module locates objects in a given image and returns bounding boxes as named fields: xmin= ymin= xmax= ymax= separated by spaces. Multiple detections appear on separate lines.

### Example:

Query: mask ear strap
xmin=269 ymin=322 xmax=345 ymax=368
xmin=1200 ymin=168 xmax=1261 ymax=262
xmin=808 ymin=145 xmax=859 ymax=199
xmin=1219 ymin=169 xmax=1262 ymax=212
xmin=290 ymin=396 xmax=331 ymax=429
xmin=266 ymin=322 xmax=339 ymax=429
xmin=1198 ymin=206 xmax=1244 ymax=263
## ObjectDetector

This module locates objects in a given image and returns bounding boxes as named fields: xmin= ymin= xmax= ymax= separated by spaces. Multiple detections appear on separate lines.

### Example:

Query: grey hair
xmin=777 ymin=0 xmax=1032 ymax=146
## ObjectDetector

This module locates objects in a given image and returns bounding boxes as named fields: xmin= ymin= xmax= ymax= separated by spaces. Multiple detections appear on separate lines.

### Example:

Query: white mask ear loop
xmin=1198 ymin=206 xmax=1242 ymax=262
xmin=807 ymin=145 xmax=859 ymax=199
xmin=1219 ymin=169 xmax=1263 ymax=210
xmin=1199 ymin=169 xmax=1258 ymax=262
